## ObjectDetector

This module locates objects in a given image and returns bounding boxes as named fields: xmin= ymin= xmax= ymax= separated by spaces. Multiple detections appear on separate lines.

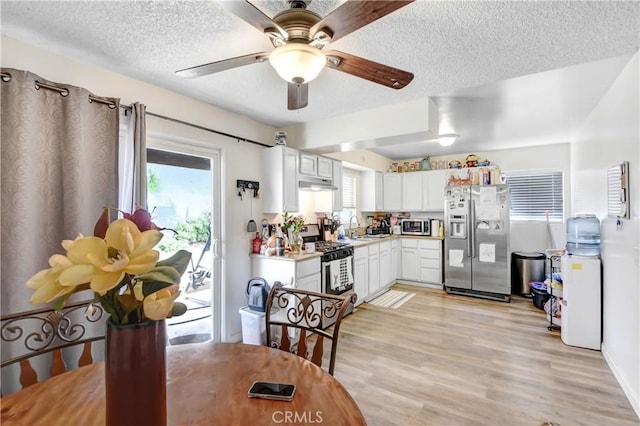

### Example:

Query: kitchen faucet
xmin=348 ymin=215 xmax=359 ymax=238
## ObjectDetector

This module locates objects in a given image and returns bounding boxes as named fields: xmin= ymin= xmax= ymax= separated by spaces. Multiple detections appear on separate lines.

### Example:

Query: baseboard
xmin=602 ymin=343 xmax=640 ymax=419
xmin=394 ymin=279 xmax=443 ymax=290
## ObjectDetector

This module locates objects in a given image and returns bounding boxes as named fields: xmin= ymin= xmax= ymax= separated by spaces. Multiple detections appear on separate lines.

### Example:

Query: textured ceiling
xmin=1 ymin=1 xmax=639 ymax=158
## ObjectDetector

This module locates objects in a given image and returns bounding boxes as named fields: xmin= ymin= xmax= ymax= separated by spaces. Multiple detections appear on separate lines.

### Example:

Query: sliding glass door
xmin=145 ymin=141 xmax=221 ymax=344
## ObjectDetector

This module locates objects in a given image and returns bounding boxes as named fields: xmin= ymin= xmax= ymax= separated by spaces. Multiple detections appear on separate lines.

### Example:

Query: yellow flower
xmin=26 ymin=254 xmax=76 ymax=304
xmin=143 ymin=284 xmax=180 ymax=320
xmin=60 ymin=219 xmax=161 ymax=295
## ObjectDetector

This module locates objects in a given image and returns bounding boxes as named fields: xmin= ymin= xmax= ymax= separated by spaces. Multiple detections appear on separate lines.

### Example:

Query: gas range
xmin=300 ymin=225 xmax=353 ymax=260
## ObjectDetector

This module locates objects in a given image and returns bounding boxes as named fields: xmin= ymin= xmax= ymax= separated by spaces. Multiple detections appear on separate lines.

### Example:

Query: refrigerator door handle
xmin=471 ymin=200 xmax=476 ymax=258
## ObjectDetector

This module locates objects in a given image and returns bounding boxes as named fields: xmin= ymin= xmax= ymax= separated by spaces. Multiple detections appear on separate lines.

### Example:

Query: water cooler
xmin=561 ymin=215 xmax=602 ymax=350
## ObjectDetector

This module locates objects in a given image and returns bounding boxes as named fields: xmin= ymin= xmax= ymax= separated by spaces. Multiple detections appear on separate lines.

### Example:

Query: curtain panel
xmin=0 ymin=68 xmax=120 ymax=314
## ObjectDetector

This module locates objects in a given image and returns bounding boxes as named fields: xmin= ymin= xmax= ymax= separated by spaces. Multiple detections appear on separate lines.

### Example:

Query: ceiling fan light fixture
xmin=269 ymin=43 xmax=326 ymax=84
xmin=438 ymin=133 xmax=458 ymax=147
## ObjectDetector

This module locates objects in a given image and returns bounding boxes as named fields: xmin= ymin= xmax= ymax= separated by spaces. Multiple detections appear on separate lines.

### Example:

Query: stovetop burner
xmin=314 ymin=241 xmax=351 ymax=253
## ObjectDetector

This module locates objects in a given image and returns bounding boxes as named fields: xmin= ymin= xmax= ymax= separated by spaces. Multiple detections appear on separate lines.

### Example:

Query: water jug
xmin=566 ymin=214 xmax=600 ymax=256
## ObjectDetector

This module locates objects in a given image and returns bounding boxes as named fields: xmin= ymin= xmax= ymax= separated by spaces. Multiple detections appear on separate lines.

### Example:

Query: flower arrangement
xmin=282 ymin=212 xmax=305 ymax=252
xmin=26 ymin=208 xmax=192 ymax=324
xmin=282 ymin=212 xmax=305 ymax=235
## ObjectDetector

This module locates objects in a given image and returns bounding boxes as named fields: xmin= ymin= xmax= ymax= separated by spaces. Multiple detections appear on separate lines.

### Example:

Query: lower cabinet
xmin=251 ymin=256 xmax=321 ymax=293
xmin=368 ymin=244 xmax=380 ymax=295
xmin=353 ymin=247 xmax=368 ymax=306
xmin=401 ymin=238 xmax=442 ymax=285
xmin=379 ymin=241 xmax=392 ymax=288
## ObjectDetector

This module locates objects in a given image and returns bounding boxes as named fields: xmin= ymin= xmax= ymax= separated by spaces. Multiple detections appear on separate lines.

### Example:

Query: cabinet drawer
xmin=419 ymin=239 xmax=440 ymax=250
xmin=296 ymin=257 xmax=320 ymax=278
xmin=368 ymin=244 xmax=379 ymax=255
xmin=420 ymin=258 xmax=440 ymax=270
xmin=401 ymin=238 xmax=418 ymax=248
xmin=354 ymin=246 xmax=368 ymax=260
xmin=420 ymin=268 xmax=441 ymax=283
xmin=420 ymin=248 xmax=440 ymax=260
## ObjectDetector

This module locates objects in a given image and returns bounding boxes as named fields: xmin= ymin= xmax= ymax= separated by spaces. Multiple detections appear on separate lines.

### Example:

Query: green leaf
xmin=136 ymin=266 xmax=181 ymax=286
xmin=140 ymin=281 xmax=173 ymax=297
xmin=170 ymin=301 xmax=188 ymax=318
xmin=156 ymin=250 xmax=192 ymax=277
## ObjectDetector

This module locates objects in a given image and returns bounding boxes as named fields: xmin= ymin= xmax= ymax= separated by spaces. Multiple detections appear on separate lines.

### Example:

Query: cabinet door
xmin=332 ymin=160 xmax=343 ymax=211
xmin=353 ymin=256 xmax=368 ymax=306
xmin=317 ymin=157 xmax=333 ymax=179
xmin=375 ymin=172 xmax=384 ymax=210
xmin=402 ymin=173 xmax=423 ymax=211
xmin=283 ymin=148 xmax=299 ymax=212
xmin=401 ymin=247 xmax=419 ymax=280
xmin=425 ymin=170 xmax=447 ymax=210
xmin=368 ymin=253 xmax=380 ymax=293
xmin=391 ymin=240 xmax=399 ymax=282
xmin=383 ymin=173 xmax=402 ymax=211
xmin=299 ymin=153 xmax=317 ymax=176
xmin=380 ymin=246 xmax=391 ymax=287
xmin=297 ymin=273 xmax=321 ymax=293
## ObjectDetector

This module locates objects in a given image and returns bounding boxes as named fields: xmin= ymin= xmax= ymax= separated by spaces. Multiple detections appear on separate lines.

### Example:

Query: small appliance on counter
xmin=401 ymin=219 xmax=431 ymax=236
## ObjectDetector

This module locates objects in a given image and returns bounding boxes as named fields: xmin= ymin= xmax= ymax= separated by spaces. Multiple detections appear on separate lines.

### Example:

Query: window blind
xmin=505 ymin=171 xmax=564 ymax=221
xmin=342 ymin=173 xmax=356 ymax=209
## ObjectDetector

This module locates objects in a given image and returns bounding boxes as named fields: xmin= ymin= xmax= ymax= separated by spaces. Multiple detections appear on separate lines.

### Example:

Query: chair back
xmin=265 ymin=286 xmax=356 ymax=376
xmin=1 ymin=300 xmax=107 ymax=395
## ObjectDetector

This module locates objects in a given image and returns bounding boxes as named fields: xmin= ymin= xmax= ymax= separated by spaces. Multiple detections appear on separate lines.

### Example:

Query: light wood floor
xmin=332 ymin=284 xmax=638 ymax=426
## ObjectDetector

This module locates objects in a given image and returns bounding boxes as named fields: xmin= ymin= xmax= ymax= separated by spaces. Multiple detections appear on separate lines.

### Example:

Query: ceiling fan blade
xmin=288 ymin=83 xmax=309 ymax=110
xmin=325 ymin=50 xmax=414 ymax=89
xmin=310 ymin=0 xmax=414 ymax=43
xmin=220 ymin=0 xmax=287 ymax=40
xmin=176 ymin=52 xmax=270 ymax=79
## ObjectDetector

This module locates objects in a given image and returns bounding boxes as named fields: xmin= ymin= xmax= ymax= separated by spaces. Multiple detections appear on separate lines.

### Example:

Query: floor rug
xmin=368 ymin=290 xmax=415 ymax=309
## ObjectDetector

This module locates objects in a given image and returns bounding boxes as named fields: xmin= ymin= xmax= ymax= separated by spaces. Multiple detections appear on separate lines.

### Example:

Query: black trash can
xmin=511 ymin=252 xmax=546 ymax=296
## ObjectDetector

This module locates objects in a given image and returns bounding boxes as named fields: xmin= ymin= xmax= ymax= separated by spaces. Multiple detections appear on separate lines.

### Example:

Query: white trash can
xmin=239 ymin=306 xmax=266 ymax=346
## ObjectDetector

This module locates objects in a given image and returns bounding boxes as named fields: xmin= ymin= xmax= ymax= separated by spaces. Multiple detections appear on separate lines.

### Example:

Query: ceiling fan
xmin=175 ymin=0 xmax=415 ymax=110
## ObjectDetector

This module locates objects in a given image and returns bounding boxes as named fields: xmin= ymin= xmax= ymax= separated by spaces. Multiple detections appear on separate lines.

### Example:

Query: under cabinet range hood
xmin=298 ymin=176 xmax=337 ymax=191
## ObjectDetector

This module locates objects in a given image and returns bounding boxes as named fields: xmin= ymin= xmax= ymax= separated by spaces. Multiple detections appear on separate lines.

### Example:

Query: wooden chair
xmin=1 ymin=300 xmax=107 ymax=395
xmin=265 ymin=286 xmax=356 ymax=376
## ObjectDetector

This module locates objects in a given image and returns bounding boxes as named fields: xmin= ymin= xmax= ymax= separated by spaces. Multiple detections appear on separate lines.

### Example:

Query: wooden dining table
xmin=0 ymin=342 xmax=366 ymax=425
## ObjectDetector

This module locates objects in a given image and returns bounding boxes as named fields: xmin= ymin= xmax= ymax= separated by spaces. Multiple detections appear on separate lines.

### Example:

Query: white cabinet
xmin=383 ymin=173 xmax=402 ymax=211
xmin=423 ymin=170 xmax=447 ymax=211
xmin=262 ymin=146 xmax=299 ymax=213
xmin=361 ymin=171 xmax=384 ymax=211
xmin=353 ymin=247 xmax=368 ymax=306
xmin=379 ymin=240 xmax=392 ymax=288
xmin=368 ymin=243 xmax=380 ymax=294
xmin=318 ymin=156 xmax=333 ymax=179
xmin=401 ymin=238 xmax=419 ymax=281
xmin=299 ymin=153 xmax=333 ymax=179
xmin=299 ymin=153 xmax=318 ymax=176
xmin=251 ymin=256 xmax=321 ymax=293
xmin=418 ymin=239 xmax=442 ymax=284
xmin=391 ymin=239 xmax=399 ymax=281
xmin=332 ymin=160 xmax=343 ymax=212
xmin=402 ymin=173 xmax=423 ymax=211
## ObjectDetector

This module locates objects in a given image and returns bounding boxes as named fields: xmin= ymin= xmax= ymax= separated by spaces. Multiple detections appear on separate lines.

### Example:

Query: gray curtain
xmin=118 ymin=102 xmax=147 ymax=212
xmin=0 ymin=68 xmax=120 ymax=315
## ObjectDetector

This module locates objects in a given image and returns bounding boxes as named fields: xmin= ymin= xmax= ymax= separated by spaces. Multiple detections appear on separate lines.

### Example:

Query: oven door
xmin=323 ymin=257 xmax=354 ymax=295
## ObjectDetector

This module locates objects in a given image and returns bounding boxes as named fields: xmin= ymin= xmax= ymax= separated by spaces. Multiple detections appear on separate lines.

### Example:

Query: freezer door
xmin=470 ymin=185 xmax=510 ymax=294
xmin=444 ymin=237 xmax=471 ymax=289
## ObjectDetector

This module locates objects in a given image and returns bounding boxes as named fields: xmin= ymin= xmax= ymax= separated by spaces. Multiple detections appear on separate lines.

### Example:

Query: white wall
xmin=1 ymin=37 xmax=277 ymax=342
xmin=570 ymin=52 xmax=639 ymax=417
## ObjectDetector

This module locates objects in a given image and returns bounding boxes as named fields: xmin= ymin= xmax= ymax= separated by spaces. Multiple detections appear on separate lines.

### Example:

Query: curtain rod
xmin=0 ymin=71 xmax=271 ymax=148
xmin=120 ymin=104 xmax=271 ymax=148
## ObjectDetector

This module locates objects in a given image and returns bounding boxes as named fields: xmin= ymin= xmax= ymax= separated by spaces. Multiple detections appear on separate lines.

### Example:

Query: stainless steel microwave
xmin=401 ymin=219 xmax=431 ymax=236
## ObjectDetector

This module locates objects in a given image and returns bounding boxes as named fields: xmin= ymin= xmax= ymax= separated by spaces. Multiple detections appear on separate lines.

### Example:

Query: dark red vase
xmin=105 ymin=319 xmax=167 ymax=426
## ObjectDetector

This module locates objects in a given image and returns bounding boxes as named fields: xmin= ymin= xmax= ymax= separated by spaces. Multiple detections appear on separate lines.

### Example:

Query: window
xmin=505 ymin=170 xmax=564 ymax=221
xmin=342 ymin=173 xmax=356 ymax=209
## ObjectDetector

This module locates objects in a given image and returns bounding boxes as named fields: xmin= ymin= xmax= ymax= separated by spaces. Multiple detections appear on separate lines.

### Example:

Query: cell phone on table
xmin=248 ymin=381 xmax=296 ymax=402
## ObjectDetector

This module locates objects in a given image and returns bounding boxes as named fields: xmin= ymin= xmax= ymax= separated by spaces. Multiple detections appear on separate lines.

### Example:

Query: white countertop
xmin=250 ymin=234 xmax=443 ymax=261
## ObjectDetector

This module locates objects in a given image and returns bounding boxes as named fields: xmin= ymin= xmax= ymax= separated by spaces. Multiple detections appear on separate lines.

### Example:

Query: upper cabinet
xmin=332 ymin=160 xmax=343 ymax=211
xmin=402 ymin=173 xmax=423 ymax=211
xmin=318 ymin=157 xmax=333 ymax=179
xmin=423 ymin=170 xmax=447 ymax=211
xmin=262 ymin=146 xmax=299 ymax=213
xmin=299 ymin=153 xmax=333 ymax=179
xmin=383 ymin=173 xmax=402 ymax=211
xmin=361 ymin=171 xmax=384 ymax=211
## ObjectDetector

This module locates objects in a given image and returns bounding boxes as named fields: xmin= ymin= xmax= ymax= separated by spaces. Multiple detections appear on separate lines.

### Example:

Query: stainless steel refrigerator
xmin=444 ymin=184 xmax=511 ymax=301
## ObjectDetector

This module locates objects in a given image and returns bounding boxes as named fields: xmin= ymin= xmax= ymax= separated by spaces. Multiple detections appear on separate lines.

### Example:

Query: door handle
xmin=212 ymin=238 xmax=219 ymax=258
xmin=471 ymin=200 xmax=476 ymax=258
